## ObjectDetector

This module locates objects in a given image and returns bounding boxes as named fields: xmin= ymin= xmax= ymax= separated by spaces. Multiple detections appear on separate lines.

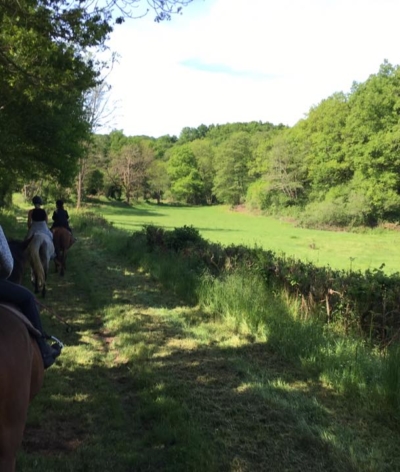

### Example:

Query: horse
xmin=0 ymin=306 xmax=44 ymax=472
xmin=52 ymin=227 xmax=73 ymax=277
xmin=27 ymin=233 xmax=54 ymax=298
xmin=7 ymin=237 xmax=33 ymax=284
xmin=0 ymin=241 xmax=45 ymax=471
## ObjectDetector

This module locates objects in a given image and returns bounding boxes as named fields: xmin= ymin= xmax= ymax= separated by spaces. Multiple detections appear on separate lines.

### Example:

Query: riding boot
xmin=36 ymin=336 xmax=61 ymax=369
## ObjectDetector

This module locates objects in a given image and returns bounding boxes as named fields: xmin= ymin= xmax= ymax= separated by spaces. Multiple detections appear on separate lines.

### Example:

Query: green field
xmin=86 ymin=200 xmax=400 ymax=274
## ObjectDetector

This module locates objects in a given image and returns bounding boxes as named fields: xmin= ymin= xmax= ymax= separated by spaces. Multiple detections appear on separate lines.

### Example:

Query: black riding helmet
xmin=32 ymin=195 xmax=43 ymax=205
xmin=56 ymin=199 xmax=64 ymax=208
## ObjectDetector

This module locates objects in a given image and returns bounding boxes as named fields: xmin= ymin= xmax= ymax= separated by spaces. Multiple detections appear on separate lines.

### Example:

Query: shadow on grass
xmin=21 ymin=323 xmax=368 ymax=472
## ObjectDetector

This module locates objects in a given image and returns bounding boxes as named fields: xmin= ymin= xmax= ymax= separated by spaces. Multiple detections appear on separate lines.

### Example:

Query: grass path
xmin=17 ymin=228 xmax=400 ymax=471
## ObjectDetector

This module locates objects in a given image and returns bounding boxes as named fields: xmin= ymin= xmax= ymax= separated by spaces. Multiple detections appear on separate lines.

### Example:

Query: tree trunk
xmin=77 ymin=170 xmax=83 ymax=209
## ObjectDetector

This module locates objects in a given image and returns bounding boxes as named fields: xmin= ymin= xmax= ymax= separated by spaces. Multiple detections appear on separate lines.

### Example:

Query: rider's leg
xmin=0 ymin=280 xmax=61 ymax=368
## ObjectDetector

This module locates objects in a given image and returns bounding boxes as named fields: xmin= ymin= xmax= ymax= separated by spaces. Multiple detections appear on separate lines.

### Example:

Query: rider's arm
xmin=0 ymin=225 xmax=13 ymax=279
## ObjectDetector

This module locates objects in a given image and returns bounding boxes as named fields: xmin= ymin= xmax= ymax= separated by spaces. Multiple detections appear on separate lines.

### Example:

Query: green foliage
xmin=245 ymin=179 xmax=269 ymax=211
xmin=189 ymin=139 xmax=216 ymax=204
xmin=213 ymin=132 xmax=253 ymax=205
xmin=178 ymin=124 xmax=209 ymax=143
xmin=0 ymin=0 xmax=109 ymax=197
xmin=0 ymin=1 xmax=193 ymax=205
xmin=167 ymin=145 xmax=205 ymax=203
xmin=303 ymin=92 xmax=351 ymax=196
xmin=142 ymin=224 xmax=206 ymax=252
xmin=85 ymin=169 xmax=105 ymax=196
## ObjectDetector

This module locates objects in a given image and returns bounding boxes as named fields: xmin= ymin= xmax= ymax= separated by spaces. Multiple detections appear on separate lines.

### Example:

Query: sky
xmin=101 ymin=0 xmax=400 ymax=138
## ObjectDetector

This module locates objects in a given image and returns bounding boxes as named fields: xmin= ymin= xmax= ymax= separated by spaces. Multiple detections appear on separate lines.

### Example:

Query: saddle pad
xmin=0 ymin=303 xmax=41 ymax=338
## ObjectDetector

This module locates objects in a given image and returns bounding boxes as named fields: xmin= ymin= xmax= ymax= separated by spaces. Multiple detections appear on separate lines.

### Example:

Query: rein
xmin=35 ymin=298 xmax=73 ymax=332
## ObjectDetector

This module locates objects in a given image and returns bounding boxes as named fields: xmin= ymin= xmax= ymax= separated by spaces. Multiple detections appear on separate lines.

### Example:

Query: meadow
xmin=2 ymin=202 xmax=400 ymax=471
xmin=86 ymin=199 xmax=400 ymax=274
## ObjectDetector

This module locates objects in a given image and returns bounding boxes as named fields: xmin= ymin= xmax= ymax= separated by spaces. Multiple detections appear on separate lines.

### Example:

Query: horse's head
xmin=7 ymin=236 xmax=33 ymax=284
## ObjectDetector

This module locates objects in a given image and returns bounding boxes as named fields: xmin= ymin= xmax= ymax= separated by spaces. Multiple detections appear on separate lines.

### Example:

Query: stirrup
xmin=49 ymin=335 xmax=64 ymax=350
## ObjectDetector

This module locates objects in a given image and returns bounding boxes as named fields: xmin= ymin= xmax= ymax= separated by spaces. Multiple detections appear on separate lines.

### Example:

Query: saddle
xmin=0 ymin=303 xmax=41 ymax=338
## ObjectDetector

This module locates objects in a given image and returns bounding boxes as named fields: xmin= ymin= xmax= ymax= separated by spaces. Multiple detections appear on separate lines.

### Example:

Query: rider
xmin=0 ymin=225 xmax=61 ymax=368
xmin=51 ymin=199 xmax=76 ymax=242
xmin=27 ymin=196 xmax=53 ymax=240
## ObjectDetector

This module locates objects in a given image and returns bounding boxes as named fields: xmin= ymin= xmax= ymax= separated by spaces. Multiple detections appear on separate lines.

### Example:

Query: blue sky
xmin=102 ymin=0 xmax=400 ymax=138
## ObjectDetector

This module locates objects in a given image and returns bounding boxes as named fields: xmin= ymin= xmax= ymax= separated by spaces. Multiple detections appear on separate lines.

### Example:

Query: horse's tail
xmin=28 ymin=234 xmax=46 ymax=288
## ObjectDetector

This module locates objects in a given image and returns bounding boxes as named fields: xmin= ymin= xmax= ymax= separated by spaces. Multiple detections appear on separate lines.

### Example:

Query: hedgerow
xmin=128 ymin=225 xmax=400 ymax=346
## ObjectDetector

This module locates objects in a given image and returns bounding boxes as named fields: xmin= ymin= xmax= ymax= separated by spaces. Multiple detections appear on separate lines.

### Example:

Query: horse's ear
xmin=22 ymin=235 xmax=34 ymax=250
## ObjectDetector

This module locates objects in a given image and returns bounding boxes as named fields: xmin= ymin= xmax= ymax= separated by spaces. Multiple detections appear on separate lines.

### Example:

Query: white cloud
xmin=102 ymin=0 xmax=400 ymax=137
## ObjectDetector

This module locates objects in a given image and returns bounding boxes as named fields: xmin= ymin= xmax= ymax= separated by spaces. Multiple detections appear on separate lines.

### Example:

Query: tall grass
xmin=139 ymin=250 xmax=200 ymax=305
xmin=197 ymin=266 xmax=400 ymax=416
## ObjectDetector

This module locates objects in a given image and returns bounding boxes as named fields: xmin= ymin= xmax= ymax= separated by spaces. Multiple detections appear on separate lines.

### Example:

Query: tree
xmin=147 ymin=160 xmax=169 ymax=204
xmin=167 ymin=145 xmax=204 ymax=204
xmin=109 ymin=140 xmax=154 ymax=203
xmin=189 ymin=139 xmax=215 ymax=204
xmin=213 ymin=132 xmax=253 ymax=205
xmin=262 ymin=128 xmax=306 ymax=207
xmin=85 ymin=169 xmax=105 ymax=196
xmin=77 ymin=76 xmax=118 ymax=208
xmin=301 ymin=92 xmax=351 ymax=199
xmin=0 ymin=0 xmax=108 ymax=199
xmin=344 ymin=61 xmax=400 ymax=222
xmin=178 ymin=124 xmax=209 ymax=143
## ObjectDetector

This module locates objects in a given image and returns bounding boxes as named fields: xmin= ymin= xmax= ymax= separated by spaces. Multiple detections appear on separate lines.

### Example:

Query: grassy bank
xmin=2 ymin=211 xmax=395 ymax=471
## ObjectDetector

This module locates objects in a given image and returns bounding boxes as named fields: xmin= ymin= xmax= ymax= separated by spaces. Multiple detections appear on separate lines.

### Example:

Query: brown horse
xmin=0 ymin=240 xmax=44 ymax=472
xmin=52 ymin=227 xmax=73 ymax=277
xmin=0 ymin=306 xmax=44 ymax=472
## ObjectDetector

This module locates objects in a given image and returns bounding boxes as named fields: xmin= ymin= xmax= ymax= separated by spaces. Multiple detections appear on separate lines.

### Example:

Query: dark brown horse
xmin=52 ymin=227 xmax=73 ymax=277
xmin=7 ymin=237 xmax=32 ymax=284
xmin=0 ymin=239 xmax=44 ymax=472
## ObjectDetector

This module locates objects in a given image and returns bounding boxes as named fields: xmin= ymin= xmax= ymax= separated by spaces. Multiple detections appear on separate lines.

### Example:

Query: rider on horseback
xmin=27 ymin=196 xmax=53 ymax=240
xmin=50 ymin=199 xmax=76 ymax=242
xmin=0 ymin=225 xmax=61 ymax=369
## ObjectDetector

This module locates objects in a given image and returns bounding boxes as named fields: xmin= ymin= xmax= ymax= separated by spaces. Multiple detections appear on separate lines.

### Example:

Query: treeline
xmin=81 ymin=60 xmax=400 ymax=228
